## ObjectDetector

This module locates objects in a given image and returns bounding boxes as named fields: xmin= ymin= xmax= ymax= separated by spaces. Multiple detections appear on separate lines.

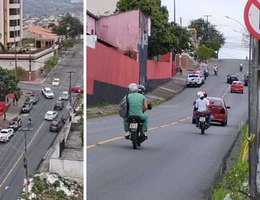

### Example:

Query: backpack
xmin=119 ymin=95 xmax=129 ymax=118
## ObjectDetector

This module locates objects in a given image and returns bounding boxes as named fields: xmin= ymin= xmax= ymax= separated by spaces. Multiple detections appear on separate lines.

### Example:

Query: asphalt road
xmin=87 ymin=59 xmax=249 ymax=200
xmin=0 ymin=41 xmax=83 ymax=199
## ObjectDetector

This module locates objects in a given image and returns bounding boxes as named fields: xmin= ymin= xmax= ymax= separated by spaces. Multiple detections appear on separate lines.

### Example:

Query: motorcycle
xmin=128 ymin=116 xmax=146 ymax=149
xmin=239 ymin=65 xmax=243 ymax=72
xmin=213 ymin=68 xmax=218 ymax=76
xmin=196 ymin=111 xmax=209 ymax=135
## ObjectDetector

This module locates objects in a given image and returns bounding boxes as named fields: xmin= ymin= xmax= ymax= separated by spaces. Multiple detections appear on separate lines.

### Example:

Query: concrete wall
xmin=50 ymin=159 xmax=83 ymax=181
xmin=97 ymin=10 xmax=140 ymax=51
xmin=87 ymin=13 xmax=96 ymax=34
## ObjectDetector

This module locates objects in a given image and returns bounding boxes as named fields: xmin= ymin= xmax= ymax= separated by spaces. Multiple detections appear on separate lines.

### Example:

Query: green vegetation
xmin=0 ymin=67 xmax=20 ymax=95
xmin=189 ymin=18 xmax=225 ymax=61
xmin=210 ymin=124 xmax=249 ymax=200
xmin=45 ymin=55 xmax=59 ymax=70
xmin=52 ymin=13 xmax=83 ymax=39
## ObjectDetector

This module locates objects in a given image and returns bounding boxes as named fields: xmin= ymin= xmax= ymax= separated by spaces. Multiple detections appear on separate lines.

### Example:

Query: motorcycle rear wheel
xmin=131 ymin=133 xmax=138 ymax=149
xmin=200 ymin=123 xmax=205 ymax=135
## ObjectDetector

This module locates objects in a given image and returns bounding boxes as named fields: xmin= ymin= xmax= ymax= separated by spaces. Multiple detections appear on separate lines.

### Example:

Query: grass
xmin=210 ymin=123 xmax=249 ymax=200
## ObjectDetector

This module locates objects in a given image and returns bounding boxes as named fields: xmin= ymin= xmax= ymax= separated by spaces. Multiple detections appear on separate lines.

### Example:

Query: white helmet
xmin=128 ymin=83 xmax=138 ymax=92
xmin=240 ymin=63 xmax=243 ymax=66
xmin=197 ymin=91 xmax=204 ymax=98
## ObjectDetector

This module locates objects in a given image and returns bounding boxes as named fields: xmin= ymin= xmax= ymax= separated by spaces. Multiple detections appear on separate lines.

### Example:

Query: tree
xmin=195 ymin=45 xmax=215 ymax=62
xmin=116 ymin=0 xmax=178 ymax=58
xmin=188 ymin=18 xmax=225 ymax=57
xmin=170 ymin=22 xmax=194 ymax=54
xmin=0 ymin=67 xmax=19 ymax=96
xmin=52 ymin=13 xmax=83 ymax=39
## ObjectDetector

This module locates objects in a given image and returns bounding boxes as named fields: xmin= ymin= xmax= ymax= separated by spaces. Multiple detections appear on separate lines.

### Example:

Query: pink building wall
xmin=87 ymin=42 xmax=175 ymax=95
xmin=97 ymin=10 xmax=140 ymax=52
xmin=87 ymin=14 xmax=97 ymax=34
xmin=87 ymin=42 xmax=139 ymax=95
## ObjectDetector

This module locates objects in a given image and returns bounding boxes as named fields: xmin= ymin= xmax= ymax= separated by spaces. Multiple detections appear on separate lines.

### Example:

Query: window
xmin=9 ymin=8 xmax=20 ymax=15
xmin=10 ymin=20 xmax=20 ymax=26
xmin=9 ymin=0 xmax=20 ymax=3
xmin=9 ymin=30 xmax=20 ymax=38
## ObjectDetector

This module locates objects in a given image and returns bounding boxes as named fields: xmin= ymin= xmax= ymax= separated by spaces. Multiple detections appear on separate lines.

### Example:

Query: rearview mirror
xmin=226 ymin=106 xmax=230 ymax=109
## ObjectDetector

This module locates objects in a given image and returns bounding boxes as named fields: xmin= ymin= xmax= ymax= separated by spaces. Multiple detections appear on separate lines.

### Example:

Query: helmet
xmin=197 ymin=91 xmax=204 ymax=98
xmin=240 ymin=63 xmax=243 ymax=66
xmin=128 ymin=83 xmax=138 ymax=92
xmin=138 ymin=84 xmax=145 ymax=94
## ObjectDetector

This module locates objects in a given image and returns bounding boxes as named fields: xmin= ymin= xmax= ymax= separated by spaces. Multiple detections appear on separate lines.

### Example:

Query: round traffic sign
xmin=244 ymin=0 xmax=260 ymax=39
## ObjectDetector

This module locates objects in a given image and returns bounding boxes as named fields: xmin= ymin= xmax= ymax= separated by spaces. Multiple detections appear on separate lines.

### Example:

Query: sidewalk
xmin=0 ymin=91 xmax=28 ymax=129
xmin=87 ymin=70 xmax=189 ymax=118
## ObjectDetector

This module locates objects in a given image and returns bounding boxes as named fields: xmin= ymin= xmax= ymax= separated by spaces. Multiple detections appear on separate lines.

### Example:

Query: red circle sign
xmin=244 ymin=0 xmax=260 ymax=39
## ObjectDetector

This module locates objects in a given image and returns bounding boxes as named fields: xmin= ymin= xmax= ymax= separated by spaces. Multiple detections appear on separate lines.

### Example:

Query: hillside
xmin=24 ymin=0 xmax=83 ymax=15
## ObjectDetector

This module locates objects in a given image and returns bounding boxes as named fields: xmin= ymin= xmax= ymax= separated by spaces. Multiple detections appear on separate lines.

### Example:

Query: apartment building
xmin=0 ymin=0 xmax=23 ymax=48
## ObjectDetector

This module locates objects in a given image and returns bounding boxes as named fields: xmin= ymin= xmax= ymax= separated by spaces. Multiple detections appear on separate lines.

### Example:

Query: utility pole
xmin=173 ymin=0 xmax=176 ymax=24
xmin=203 ymin=15 xmax=211 ymax=40
xmin=29 ymin=47 xmax=32 ymax=81
xmin=19 ymin=127 xmax=33 ymax=197
xmin=66 ymin=71 xmax=75 ymax=104
xmin=14 ymin=25 xmax=17 ymax=80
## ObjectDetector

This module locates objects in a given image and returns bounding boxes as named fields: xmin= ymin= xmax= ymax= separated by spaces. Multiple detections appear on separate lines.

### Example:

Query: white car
xmin=186 ymin=74 xmax=204 ymax=87
xmin=42 ymin=87 xmax=54 ymax=99
xmin=52 ymin=78 xmax=60 ymax=86
xmin=59 ymin=91 xmax=69 ymax=101
xmin=44 ymin=111 xmax=58 ymax=121
xmin=0 ymin=128 xmax=14 ymax=142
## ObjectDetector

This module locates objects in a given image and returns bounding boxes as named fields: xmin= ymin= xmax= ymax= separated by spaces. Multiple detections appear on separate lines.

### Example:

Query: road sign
xmin=244 ymin=0 xmax=260 ymax=39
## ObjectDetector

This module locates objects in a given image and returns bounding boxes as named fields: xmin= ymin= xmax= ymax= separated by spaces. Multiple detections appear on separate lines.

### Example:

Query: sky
xmin=161 ymin=0 xmax=249 ymax=59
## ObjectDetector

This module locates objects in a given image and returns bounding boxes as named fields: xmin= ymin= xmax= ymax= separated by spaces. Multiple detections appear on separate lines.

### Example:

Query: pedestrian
xmin=3 ymin=112 xmax=6 ymax=121
xmin=180 ymin=66 xmax=183 ymax=75
xmin=13 ymin=98 xmax=15 ymax=106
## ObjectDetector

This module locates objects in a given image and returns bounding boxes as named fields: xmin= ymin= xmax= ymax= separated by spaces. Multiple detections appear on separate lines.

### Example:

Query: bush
xmin=45 ymin=55 xmax=59 ymax=69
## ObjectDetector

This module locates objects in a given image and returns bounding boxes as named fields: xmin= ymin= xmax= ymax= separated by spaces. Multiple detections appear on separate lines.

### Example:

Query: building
xmin=87 ymin=0 xmax=118 ymax=16
xmin=0 ymin=0 xmax=23 ymax=48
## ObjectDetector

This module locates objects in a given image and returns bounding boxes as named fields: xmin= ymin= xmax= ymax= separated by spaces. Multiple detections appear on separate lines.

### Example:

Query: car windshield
xmin=210 ymin=99 xmax=222 ymax=106
xmin=53 ymin=79 xmax=60 ymax=82
xmin=1 ymin=130 xmax=8 ymax=134
xmin=188 ymin=75 xmax=198 ymax=78
xmin=45 ymin=89 xmax=52 ymax=93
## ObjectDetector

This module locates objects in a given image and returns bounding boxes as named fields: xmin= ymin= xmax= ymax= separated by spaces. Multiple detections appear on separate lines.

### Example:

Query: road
xmin=87 ymin=59 xmax=248 ymax=200
xmin=0 ymin=41 xmax=83 ymax=199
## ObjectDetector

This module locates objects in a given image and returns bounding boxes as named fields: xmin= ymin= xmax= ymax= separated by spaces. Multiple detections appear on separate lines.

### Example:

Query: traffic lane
xmin=0 ymin=92 xmax=69 ymax=195
xmin=87 ymin=95 xmax=248 ymax=200
xmin=0 ymin=124 xmax=60 ymax=199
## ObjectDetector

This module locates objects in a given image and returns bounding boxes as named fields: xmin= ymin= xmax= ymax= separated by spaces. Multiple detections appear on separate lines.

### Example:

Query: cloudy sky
xmin=161 ymin=0 xmax=249 ymax=59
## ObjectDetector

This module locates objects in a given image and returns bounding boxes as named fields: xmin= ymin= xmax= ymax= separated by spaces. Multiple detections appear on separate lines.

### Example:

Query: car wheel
xmin=221 ymin=119 xmax=227 ymax=126
xmin=241 ymin=91 xmax=244 ymax=94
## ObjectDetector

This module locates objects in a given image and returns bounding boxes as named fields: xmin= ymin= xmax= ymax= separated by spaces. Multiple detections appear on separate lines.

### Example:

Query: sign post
xmin=244 ymin=0 xmax=260 ymax=198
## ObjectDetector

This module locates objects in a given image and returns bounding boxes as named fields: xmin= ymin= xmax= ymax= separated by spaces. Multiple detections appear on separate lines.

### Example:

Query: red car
xmin=230 ymin=81 xmax=244 ymax=93
xmin=70 ymin=85 xmax=83 ymax=93
xmin=192 ymin=97 xmax=230 ymax=126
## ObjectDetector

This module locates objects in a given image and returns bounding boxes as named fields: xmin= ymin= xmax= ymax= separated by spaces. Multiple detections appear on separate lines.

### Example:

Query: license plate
xmin=199 ymin=117 xmax=206 ymax=122
xmin=129 ymin=123 xmax=138 ymax=129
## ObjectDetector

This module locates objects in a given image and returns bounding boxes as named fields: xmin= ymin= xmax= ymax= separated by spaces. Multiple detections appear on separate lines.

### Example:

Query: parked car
xmin=244 ymin=72 xmax=249 ymax=86
xmin=54 ymin=100 xmax=64 ymax=110
xmin=230 ymin=81 xmax=244 ymax=93
xmin=192 ymin=97 xmax=230 ymax=126
xmin=30 ymin=92 xmax=40 ymax=104
xmin=70 ymin=85 xmax=83 ymax=93
xmin=186 ymin=73 xmax=204 ymax=87
xmin=0 ymin=128 xmax=14 ymax=142
xmin=227 ymin=74 xmax=239 ymax=84
xmin=21 ymin=102 xmax=33 ymax=113
xmin=42 ymin=87 xmax=54 ymax=99
xmin=8 ymin=116 xmax=22 ymax=131
xmin=52 ymin=78 xmax=61 ymax=86
xmin=44 ymin=111 xmax=58 ymax=121
xmin=49 ymin=119 xmax=64 ymax=132
xmin=59 ymin=91 xmax=69 ymax=101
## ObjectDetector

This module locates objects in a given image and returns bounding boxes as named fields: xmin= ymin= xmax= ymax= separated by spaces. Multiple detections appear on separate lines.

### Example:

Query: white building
xmin=0 ymin=0 xmax=23 ymax=48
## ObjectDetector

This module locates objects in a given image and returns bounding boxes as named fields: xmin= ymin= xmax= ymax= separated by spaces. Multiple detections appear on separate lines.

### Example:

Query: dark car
xmin=21 ymin=102 xmax=33 ymax=113
xmin=8 ymin=116 xmax=22 ymax=131
xmin=54 ymin=100 xmax=64 ymax=111
xmin=227 ymin=74 xmax=239 ymax=84
xmin=49 ymin=119 xmax=63 ymax=132
xmin=244 ymin=72 xmax=249 ymax=86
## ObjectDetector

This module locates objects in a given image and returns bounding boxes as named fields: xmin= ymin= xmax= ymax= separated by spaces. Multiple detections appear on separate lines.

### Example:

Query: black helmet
xmin=138 ymin=85 xmax=145 ymax=94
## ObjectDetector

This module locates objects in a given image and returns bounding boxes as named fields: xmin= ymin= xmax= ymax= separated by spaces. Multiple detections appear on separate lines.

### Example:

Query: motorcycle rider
xmin=213 ymin=64 xmax=218 ymax=75
xmin=239 ymin=63 xmax=243 ymax=71
xmin=123 ymin=83 xmax=149 ymax=140
xmin=195 ymin=91 xmax=210 ymax=127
